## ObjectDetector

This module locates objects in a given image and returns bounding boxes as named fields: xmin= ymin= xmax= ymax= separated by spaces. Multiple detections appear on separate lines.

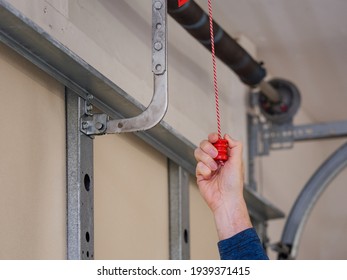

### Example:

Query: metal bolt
xmin=154 ymin=1 xmax=162 ymax=10
xmin=154 ymin=42 xmax=163 ymax=51
xmin=86 ymin=104 xmax=93 ymax=116
xmin=82 ymin=121 xmax=89 ymax=129
xmin=95 ymin=122 xmax=104 ymax=130
xmin=155 ymin=64 xmax=162 ymax=71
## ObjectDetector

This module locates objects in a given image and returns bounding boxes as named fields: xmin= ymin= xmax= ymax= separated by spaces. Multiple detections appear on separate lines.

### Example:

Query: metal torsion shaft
xmin=168 ymin=0 xmax=266 ymax=87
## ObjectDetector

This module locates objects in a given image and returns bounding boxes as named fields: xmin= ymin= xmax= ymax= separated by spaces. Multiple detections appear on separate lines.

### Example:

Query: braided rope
xmin=207 ymin=0 xmax=221 ymax=139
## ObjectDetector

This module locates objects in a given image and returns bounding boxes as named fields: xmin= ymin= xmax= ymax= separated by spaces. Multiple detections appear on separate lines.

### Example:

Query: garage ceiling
xmin=196 ymin=0 xmax=347 ymax=123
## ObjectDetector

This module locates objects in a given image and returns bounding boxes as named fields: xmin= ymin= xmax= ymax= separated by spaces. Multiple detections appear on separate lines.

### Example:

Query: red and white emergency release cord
xmin=208 ymin=0 xmax=222 ymax=139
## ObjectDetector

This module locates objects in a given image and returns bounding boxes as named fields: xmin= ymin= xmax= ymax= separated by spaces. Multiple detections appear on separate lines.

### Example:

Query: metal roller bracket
xmin=81 ymin=0 xmax=168 ymax=135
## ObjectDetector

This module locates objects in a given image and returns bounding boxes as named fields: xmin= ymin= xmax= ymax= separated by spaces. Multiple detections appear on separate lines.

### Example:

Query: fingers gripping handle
xmin=213 ymin=139 xmax=228 ymax=163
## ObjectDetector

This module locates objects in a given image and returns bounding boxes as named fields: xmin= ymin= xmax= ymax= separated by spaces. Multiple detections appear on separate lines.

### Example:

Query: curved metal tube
xmin=279 ymin=141 xmax=347 ymax=259
xmin=107 ymin=0 xmax=168 ymax=133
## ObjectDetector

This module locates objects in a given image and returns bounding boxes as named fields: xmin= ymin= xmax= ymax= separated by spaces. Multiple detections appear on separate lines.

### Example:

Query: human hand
xmin=194 ymin=132 xmax=251 ymax=239
xmin=194 ymin=133 xmax=244 ymax=213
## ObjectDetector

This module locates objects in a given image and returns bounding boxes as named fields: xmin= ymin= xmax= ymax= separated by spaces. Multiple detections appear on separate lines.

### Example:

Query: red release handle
xmin=213 ymin=139 xmax=228 ymax=162
xmin=178 ymin=0 xmax=189 ymax=8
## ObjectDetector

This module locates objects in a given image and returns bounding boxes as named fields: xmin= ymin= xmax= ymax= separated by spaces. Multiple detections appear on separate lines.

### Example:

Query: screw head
xmin=95 ymin=122 xmax=104 ymax=130
xmin=86 ymin=104 xmax=93 ymax=113
xmin=155 ymin=64 xmax=162 ymax=71
xmin=82 ymin=121 xmax=89 ymax=129
xmin=154 ymin=42 xmax=163 ymax=51
xmin=154 ymin=1 xmax=162 ymax=10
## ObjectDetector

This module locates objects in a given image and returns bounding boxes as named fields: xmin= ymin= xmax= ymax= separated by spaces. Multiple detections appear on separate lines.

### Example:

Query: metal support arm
xmin=106 ymin=72 xmax=167 ymax=133
xmin=81 ymin=0 xmax=168 ymax=135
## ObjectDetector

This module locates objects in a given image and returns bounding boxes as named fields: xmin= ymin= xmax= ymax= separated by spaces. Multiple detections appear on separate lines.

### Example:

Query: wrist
xmin=213 ymin=197 xmax=252 ymax=240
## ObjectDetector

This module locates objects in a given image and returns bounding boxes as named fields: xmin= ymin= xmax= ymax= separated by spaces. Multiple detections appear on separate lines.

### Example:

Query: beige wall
xmin=0 ymin=43 xmax=66 ymax=259
xmin=94 ymin=134 xmax=169 ymax=259
xmin=299 ymin=149 xmax=347 ymax=259
xmin=1 ymin=0 xmax=346 ymax=260
xmin=94 ymin=134 xmax=222 ymax=260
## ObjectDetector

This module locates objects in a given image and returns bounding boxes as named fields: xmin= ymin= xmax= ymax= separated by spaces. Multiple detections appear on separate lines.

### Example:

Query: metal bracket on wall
xmin=248 ymin=91 xmax=347 ymax=157
xmin=254 ymin=120 xmax=347 ymax=156
xmin=81 ymin=113 xmax=108 ymax=135
xmin=66 ymin=89 xmax=94 ymax=260
xmin=258 ymin=122 xmax=294 ymax=156
xmin=80 ymin=0 xmax=168 ymax=136
xmin=168 ymin=160 xmax=190 ymax=260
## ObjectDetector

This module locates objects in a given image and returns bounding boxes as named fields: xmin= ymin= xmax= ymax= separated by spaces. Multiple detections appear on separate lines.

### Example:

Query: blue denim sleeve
xmin=217 ymin=228 xmax=269 ymax=260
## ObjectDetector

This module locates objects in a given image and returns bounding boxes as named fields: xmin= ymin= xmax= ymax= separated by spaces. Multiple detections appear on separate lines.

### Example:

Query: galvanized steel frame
xmin=168 ymin=160 xmax=190 ymax=260
xmin=66 ymin=90 xmax=94 ymax=260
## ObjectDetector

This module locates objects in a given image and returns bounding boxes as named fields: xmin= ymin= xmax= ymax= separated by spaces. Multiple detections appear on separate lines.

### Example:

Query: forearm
xmin=213 ymin=195 xmax=269 ymax=260
xmin=213 ymin=195 xmax=252 ymax=241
